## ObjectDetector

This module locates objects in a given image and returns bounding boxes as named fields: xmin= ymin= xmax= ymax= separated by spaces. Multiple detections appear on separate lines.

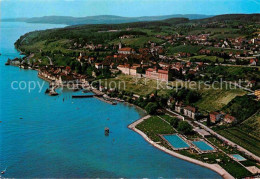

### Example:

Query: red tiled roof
xmin=158 ymin=69 xmax=168 ymax=74
xmin=146 ymin=68 xmax=156 ymax=72
xmin=224 ymin=114 xmax=236 ymax=120
xmin=185 ymin=106 xmax=196 ymax=113
xmin=118 ymin=47 xmax=134 ymax=52
xmin=210 ymin=111 xmax=219 ymax=116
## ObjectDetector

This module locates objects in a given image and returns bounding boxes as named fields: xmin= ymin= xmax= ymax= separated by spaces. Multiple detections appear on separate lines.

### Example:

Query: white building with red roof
xmin=118 ymin=47 xmax=136 ymax=55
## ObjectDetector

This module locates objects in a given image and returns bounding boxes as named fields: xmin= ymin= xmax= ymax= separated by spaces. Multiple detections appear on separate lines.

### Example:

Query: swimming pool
xmin=231 ymin=154 xmax=246 ymax=161
xmin=192 ymin=141 xmax=214 ymax=151
xmin=163 ymin=134 xmax=190 ymax=149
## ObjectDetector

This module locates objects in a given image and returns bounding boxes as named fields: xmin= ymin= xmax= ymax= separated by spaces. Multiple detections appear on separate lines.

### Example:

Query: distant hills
xmin=193 ymin=13 xmax=260 ymax=23
xmin=2 ymin=14 xmax=213 ymax=25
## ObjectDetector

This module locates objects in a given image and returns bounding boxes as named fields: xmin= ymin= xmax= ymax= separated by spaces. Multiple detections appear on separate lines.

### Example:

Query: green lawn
xmin=102 ymin=75 xmax=246 ymax=114
xmin=136 ymin=116 xmax=175 ymax=144
xmin=240 ymin=111 xmax=260 ymax=138
xmin=100 ymin=74 xmax=171 ymax=96
xmin=195 ymin=88 xmax=246 ymax=114
xmin=110 ymin=36 xmax=164 ymax=47
xmin=190 ymin=55 xmax=224 ymax=63
xmin=206 ymin=47 xmax=243 ymax=53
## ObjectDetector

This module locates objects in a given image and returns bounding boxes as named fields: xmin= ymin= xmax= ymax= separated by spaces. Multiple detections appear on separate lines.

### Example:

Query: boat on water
xmin=1 ymin=167 xmax=7 ymax=174
xmin=105 ymin=127 xmax=109 ymax=136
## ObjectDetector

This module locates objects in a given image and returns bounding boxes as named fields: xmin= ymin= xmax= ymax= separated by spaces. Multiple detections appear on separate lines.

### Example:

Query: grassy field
xmin=188 ymin=28 xmax=240 ymax=35
xmin=190 ymin=55 xmax=224 ymax=63
xmin=110 ymin=36 xmax=164 ymax=47
xmin=216 ymin=127 xmax=260 ymax=156
xmin=102 ymin=75 xmax=246 ymax=113
xmin=100 ymin=74 xmax=172 ymax=96
xmin=195 ymin=88 xmax=246 ymax=113
xmin=166 ymin=45 xmax=203 ymax=55
xmin=240 ymin=111 xmax=260 ymax=138
xmin=206 ymin=47 xmax=243 ymax=53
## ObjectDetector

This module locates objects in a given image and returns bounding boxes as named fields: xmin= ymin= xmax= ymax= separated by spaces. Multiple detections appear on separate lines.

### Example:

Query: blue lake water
xmin=192 ymin=141 xmax=214 ymax=151
xmin=164 ymin=134 xmax=190 ymax=149
xmin=0 ymin=21 xmax=221 ymax=178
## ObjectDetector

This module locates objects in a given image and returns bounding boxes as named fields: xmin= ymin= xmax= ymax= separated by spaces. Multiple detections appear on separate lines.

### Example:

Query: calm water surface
xmin=0 ymin=22 xmax=221 ymax=178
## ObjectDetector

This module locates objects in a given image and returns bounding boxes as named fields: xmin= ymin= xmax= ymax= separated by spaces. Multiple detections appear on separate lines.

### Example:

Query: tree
xmin=145 ymin=102 xmax=158 ymax=114
xmin=206 ymin=117 xmax=211 ymax=126
xmin=170 ymin=117 xmax=180 ymax=128
xmin=177 ymin=121 xmax=193 ymax=134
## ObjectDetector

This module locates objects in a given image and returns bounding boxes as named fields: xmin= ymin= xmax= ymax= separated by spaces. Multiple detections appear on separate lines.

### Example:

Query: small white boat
xmin=1 ymin=167 xmax=7 ymax=174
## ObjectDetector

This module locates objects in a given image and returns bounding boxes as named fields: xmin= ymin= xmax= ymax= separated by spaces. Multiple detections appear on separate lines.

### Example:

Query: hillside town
xmin=8 ymin=26 xmax=260 ymax=118
xmin=4 ymin=13 xmax=260 ymax=179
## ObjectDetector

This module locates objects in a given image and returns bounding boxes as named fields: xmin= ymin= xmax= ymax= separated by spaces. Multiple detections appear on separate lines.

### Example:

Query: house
xmin=167 ymin=97 xmax=175 ymax=107
xmin=117 ymin=64 xmax=140 ymax=76
xmin=159 ymin=62 xmax=170 ymax=68
xmin=110 ymin=63 xmax=117 ymax=69
xmin=95 ymin=62 xmax=110 ymax=69
xmin=145 ymin=68 xmax=158 ymax=80
xmin=223 ymin=114 xmax=236 ymax=124
xmin=250 ymin=59 xmax=258 ymax=66
xmin=95 ymin=63 xmax=103 ymax=69
xmin=129 ymin=66 xmax=138 ymax=76
xmin=117 ymin=64 xmax=131 ymax=75
xmin=158 ymin=69 xmax=170 ymax=81
xmin=209 ymin=112 xmax=223 ymax=123
xmin=175 ymin=101 xmax=183 ymax=113
xmin=183 ymin=106 xmax=197 ymax=119
xmin=118 ymin=47 xmax=136 ymax=55
xmin=145 ymin=68 xmax=171 ymax=82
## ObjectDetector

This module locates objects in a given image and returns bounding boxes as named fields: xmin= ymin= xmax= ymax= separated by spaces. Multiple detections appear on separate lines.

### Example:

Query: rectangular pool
xmin=192 ymin=141 xmax=214 ymax=151
xmin=163 ymin=134 xmax=190 ymax=149
xmin=231 ymin=154 xmax=246 ymax=161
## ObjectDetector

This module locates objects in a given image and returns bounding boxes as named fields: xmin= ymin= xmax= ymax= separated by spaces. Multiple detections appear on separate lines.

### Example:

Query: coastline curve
xmin=128 ymin=115 xmax=234 ymax=179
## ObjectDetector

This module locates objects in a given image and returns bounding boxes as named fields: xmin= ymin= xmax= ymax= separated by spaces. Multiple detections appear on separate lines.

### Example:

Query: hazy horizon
xmin=0 ymin=0 xmax=259 ymax=19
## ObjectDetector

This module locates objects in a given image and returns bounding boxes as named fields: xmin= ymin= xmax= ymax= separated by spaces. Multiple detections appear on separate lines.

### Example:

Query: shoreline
xmin=9 ymin=62 xmax=234 ymax=179
xmin=8 ymin=55 xmax=233 ymax=179
xmin=128 ymin=115 xmax=234 ymax=179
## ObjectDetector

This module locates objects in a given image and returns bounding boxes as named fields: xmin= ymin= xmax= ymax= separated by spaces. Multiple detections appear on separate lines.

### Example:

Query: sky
xmin=0 ymin=0 xmax=259 ymax=19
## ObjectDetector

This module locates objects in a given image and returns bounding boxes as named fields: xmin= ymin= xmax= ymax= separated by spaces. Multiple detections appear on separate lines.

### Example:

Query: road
xmin=47 ymin=56 xmax=53 ymax=65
